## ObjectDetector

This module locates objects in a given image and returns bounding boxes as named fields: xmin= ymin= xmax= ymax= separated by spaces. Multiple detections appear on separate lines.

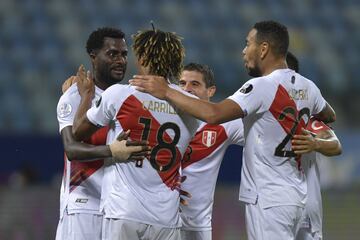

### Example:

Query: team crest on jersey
xmin=239 ymin=83 xmax=253 ymax=94
xmin=58 ymin=103 xmax=72 ymax=118
xmin=202 ymin=130 xmax=217 ymax=147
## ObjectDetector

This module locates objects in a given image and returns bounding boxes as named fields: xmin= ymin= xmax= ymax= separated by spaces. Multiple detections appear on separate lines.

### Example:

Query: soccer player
xmin=72 ymin=28 xmax=200 ymax=240
xmin=177 ymin=63 xmax=244 ymax=240
xmin=129 ymin=20 xmax=336 ymax=240
xmin=55 ymin=27 xmax=149 ymax=240
xmin=286 ymin=53 xmax=342 ymax=240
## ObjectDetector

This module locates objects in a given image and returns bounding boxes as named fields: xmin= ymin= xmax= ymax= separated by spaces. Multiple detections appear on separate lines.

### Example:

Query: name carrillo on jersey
xmin=142 ymin=100 xmax=178 ymax=115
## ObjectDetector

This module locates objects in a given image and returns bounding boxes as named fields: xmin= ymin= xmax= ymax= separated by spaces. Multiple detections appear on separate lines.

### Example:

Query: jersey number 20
xmin=275 ymin=107 xmax=310 ymax=157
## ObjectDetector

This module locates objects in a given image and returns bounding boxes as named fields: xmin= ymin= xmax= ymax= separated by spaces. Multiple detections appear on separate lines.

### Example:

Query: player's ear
xmin=207 ymin=86 xmax=216 ymax=98
xmin=260 ymin=42 xmax=270 ymax=60
xmin=89 ymin=52 xmax=96 ymax=60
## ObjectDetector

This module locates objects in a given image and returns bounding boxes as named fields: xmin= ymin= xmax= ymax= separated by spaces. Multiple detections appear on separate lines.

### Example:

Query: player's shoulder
xmin=293 ymin=72 xmax=317 ymax=87
xmin=102 ymin=83 xmax=134 ymax=98
xmin=58 ymin=83 xmax=80 ymax=103
xmin=221 ymin=118 xmax=243 ymax=128
xmin=235 ymin=75 xmax=270 ymax=96
xmin=220 ymin=118 xmax=244 ymax=134
xmin=170 ymin=84 xmax=199 ymax=99
xmin=105 ymin=83 xmax=132 ymax=92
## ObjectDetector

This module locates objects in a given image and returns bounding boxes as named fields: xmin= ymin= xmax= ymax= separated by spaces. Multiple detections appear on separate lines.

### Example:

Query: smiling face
xmin=91 ymin=37 xmax=128 ymax=87
xmin=242 ymin=28 xmax=262 ymax=78
xmin=179 ymin=70 xmax=215 ymax=101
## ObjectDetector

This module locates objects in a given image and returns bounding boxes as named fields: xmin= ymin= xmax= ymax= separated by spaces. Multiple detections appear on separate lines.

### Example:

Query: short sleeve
xmin=87 ymin=86 xmax=118 ymax=127
xmin=227 ymin=78 xmax=268 ymax=117
xmin=56 ymin=92 xmax=79 ymax=133
xmin=225 ymin=119 xmax=245 ymax=146
xmin=309 ymin=81 xmax=326 ymax=115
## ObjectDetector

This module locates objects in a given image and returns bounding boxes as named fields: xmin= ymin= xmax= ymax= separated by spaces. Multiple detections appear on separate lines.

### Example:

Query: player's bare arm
xmin=130 ymin=74 xmax=244 ymax=124
xmin=313 ymin=102 xmax=336 ymax=124
xmin=292 ymin=128 xmax=342 ymax=156
xmin=62 ymin=128 xmax=149 ymax=162
xmin=61 ymin=126 xmax=111 ymax=161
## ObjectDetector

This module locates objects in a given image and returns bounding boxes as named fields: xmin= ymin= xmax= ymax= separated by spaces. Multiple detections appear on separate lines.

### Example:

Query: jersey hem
xmin=66 ymin=208 xmax=103 ymax=215
xmin=180 ymin=226 xmax=212 ymax=231
xmin=104 ymin=215 xmax=181 ymax=228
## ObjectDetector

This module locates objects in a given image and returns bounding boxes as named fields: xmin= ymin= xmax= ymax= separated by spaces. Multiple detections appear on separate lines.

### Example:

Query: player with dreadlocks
xmin=72 ymin=26 xmax=200 ymax=240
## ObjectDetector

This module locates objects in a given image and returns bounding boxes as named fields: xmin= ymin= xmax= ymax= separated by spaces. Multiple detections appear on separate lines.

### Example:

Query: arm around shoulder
xmin=166 ymin=88 xmax=244 ymax=124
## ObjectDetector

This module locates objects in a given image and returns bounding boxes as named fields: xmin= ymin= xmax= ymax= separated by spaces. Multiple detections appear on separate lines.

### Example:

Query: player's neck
xmin=261 ymin=59 xmax=287 ymax=77
xmin=94 ymin=77 xmax=109 ymax=90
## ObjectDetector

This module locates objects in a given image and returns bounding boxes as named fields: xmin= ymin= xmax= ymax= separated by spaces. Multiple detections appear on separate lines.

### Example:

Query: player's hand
xmin=62 ymin=75 xmax=77 ymax=93
xmin=76 ymin=65 xmax=94 ymax=99
xmin=292 ymin=128 xmax=319 ymax=155
xmin=129 ymin=75 xmax=170 ymax=100
xmin=171 ymin=175 xmax=192 ymax=206
xmin=109 ymin=130 xmax=151 ymax=162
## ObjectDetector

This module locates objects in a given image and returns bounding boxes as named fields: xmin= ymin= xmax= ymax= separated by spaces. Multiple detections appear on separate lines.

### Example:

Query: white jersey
xmin=180 ymin=119 xmax=244 ymax=231
xmin=228 ymin=69 xmax=326 ymax=208
xmin=56 ymin=83 xmax=110 ymax=217
xmin=86 ymin=83 xmax=200 ymax=227
xmin=300 ymin=118 xmax=330 ymax=236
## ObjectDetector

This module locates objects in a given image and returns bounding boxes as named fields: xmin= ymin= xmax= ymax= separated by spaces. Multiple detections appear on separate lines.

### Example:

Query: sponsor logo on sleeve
xmin=239 ymin=83 xmax=253 ymax=94
xmin=58 ymin=103 xmax=72 ymax=118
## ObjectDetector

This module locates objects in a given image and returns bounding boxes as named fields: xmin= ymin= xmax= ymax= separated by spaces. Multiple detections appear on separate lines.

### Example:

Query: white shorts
xmin=296 ymin=226 xmax=322 ymax=240
xmin=245 ymin=203 xmax=303 ymax=240
xmin=180 ymin=229 xmax=212 ymax=240
xmin=102 ymin=218 xmax=181 ymax=240
xmin=55 ymin=212 xmax=103 ymax=240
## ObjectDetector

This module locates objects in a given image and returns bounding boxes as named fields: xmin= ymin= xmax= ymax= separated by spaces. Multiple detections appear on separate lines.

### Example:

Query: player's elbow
xmin=334 ymin=142 xmax=342 ymax=156
xmin=322 ymin=141 xmax=342 ymax=157
xmin=64 ymin=146 xmax=77 ymax=161
xmin=72 ymin=127 xmax=84 ymax=141
xmin=203 ymin=108 xmax=223 ymax=125
xmin=206 ymin=115 xmax=222 ymax=125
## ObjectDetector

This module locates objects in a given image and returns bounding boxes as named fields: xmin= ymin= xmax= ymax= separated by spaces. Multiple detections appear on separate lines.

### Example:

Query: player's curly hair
xmin=86 ymin=27 xmax=125 ymax=55
xmin=132 ymin=28 xmax=185 ymax=82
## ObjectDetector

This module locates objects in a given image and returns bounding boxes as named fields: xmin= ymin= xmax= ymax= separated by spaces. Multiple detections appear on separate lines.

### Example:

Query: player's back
xmin=229 ymin=69 xmax=326 ymax=208
xmin=87 ymin=83 xmax=200 ymax=227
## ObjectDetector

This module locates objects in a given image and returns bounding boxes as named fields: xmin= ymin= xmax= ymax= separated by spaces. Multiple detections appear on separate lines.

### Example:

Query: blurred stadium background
xmin=0 ymin=0 xmax=359 ymax=239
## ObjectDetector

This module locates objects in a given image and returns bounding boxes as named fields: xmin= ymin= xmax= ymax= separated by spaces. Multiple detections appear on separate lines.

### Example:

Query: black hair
xmin=132 ymin=29 xmax=185 ymax=81
xmin=253 ymin=20 xmax=289 ymax=57
xmin=286 ymin=51 xmax=299 ymax=73
xmin=86 ymin=27 xmax=125 ymax=55
xmin=183 ymin=63 xmax=215 ymax=88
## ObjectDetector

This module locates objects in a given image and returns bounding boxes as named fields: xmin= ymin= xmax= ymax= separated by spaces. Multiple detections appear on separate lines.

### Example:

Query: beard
xmin=98 ymin=66 xmax=125 ymax=85
xmin=247 ymin=65 xmax=262 ymax=78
